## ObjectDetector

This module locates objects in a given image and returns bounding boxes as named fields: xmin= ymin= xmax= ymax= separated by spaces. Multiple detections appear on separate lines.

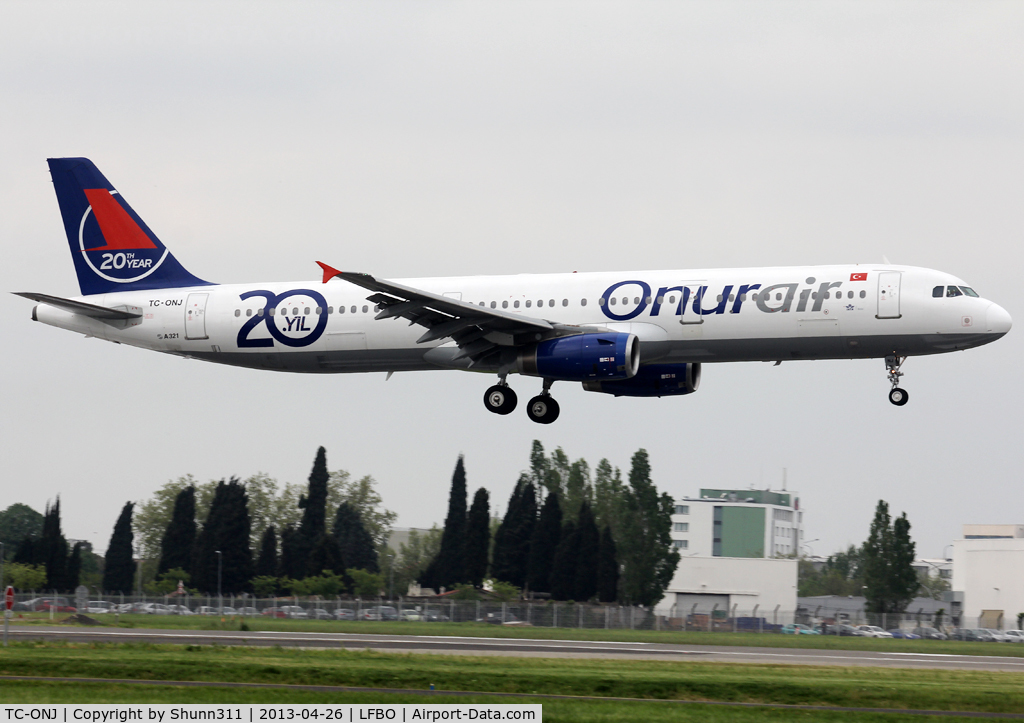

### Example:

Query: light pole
xmin=216 ymin=551 xmax=223 ymax=613
xmin=388 ymin=553 xmax=394 ymax=602
xmin=801 ymin=539 xmax=819 ymax=557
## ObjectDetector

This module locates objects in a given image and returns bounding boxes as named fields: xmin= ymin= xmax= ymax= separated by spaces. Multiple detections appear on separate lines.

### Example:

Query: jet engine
xmin=582 ymin=362 xmax=701 ymax=397
xmin=518 ymin=332 xmax=640 ymax=382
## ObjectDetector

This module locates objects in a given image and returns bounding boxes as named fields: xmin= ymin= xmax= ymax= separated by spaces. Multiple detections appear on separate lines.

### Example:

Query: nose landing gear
xmin=886 ymin=355 xmax=909 ymax=406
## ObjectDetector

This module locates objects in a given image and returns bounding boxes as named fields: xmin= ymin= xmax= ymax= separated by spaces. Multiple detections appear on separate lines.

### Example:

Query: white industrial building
xmin=657 ymin=489 xmax=800 ymax=619
xmin=951 ymin=524 xmax=1024 ymax=627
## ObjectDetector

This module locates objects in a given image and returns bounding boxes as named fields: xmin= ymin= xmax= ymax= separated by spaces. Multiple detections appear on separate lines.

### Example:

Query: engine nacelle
xmin=582 ymin=363 xmax=701 ymax=397
xmin=518 ymin=332 xmax=640 ymax=382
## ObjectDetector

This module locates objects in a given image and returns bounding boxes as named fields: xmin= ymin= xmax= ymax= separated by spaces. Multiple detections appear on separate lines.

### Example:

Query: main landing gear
xmin=483 ymin=377 xmax=560 ymax=423
xmin=886 ymin=355 xmax=909 ymax=406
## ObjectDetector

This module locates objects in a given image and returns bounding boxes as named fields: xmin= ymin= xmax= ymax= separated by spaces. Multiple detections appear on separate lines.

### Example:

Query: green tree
xmin=193 ymin=479 xmax=253 ymax=594
xmin=550 ymin=520 xmax=578 ymax=601
xmin=252 ymin=575 xmax=279 ymax=597
xmin=158 ymin=485 xmax=196 ymax=576
xmin=0 ymin=503 xmax=43 ymax=554
xmin=433 ymin=456 xmax=469 ymax=589
xmin=491 ymin=478 xmax=536 ymax=589
xmin=464 ymin=488 xmax=491 ymax=588
xmin=592 ymin=459 xmax=625 ymax=535
xmin=527 ymin=491 xmax=562 ymax=594
xmin=326 ymin=470 xmax=397 ymax=551
xmin=255 ymin=526 xmax=278 ymax=579
xmin=573 ymin=502 xmax=600 ymax=602
xmin=4 ymin=562 xmax=46 ymax=590
xmin=862 ymin=500 xmax=918 ymax=614
xmin=298 ymin=447 xmax=330 ymax=543
xmin=66 ymin=541 xmax=83 ymax=591
xmin=134 ymin=476 xmax=218 ymax=560
xmin=597 ymin=525 xmax=619 ymax=603
xmin=308 ymin=533 xmax=344 ymax=578
xmin=562 ymin=459 xmax=592 ymax=524
xmin=798 ymin=545 xmax=865 ymax=597
xmin=489 ymin=580 xmax=521 ymax=602
xmin=103 ymin=503 xmax=136 ymax=594
xmin=277 ymin=525 xmax=302 ymax=580
xmin=617 ymin=449 xmax=679 ymax=607
xmin=333 ymin=503 xmax=378 ymax=572
xmin=348 ymin=568 xmax=383 ymax=597
xmin=38 ymin=499 xmax=69 ymax=591
xmin=391 ymin=527 xmax=442 ymax=594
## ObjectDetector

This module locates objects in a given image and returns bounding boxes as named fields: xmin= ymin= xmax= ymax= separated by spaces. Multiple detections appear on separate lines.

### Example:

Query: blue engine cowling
xmin=582 ymin=363 xmax=701 ymax=397
xmin=518 ymin=332 xmax=640 ymax=382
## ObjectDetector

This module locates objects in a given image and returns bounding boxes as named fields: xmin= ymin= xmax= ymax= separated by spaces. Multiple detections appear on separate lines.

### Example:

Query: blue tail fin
xmin=47 ymin=157 xmax=212 ymax=296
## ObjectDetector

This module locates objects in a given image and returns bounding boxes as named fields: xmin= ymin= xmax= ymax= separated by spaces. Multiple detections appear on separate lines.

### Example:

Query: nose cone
xmin=986 ymin=303 xmax=1012 ymax=335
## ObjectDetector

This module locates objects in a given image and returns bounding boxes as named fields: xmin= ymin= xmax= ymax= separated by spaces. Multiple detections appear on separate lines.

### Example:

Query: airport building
xmin=658 ymin=489 xmax=800 ymax=618
xmin=950 ymin=524 xmax=1024 ymax=627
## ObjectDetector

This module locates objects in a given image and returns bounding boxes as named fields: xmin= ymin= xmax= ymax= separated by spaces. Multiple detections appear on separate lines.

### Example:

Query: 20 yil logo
xmin=78 ymin=188 xmax=167 ymax=284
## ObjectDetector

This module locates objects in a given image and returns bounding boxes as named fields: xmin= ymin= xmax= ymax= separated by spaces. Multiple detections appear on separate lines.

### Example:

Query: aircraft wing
xmin=317 ymin=262 xmax=574 ymax=365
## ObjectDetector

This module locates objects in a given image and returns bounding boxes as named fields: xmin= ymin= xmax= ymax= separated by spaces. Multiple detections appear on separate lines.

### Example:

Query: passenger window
xmin=280 ymin=308 xmax=287 ymax=316
xmin=339 ymin=306 xmax=345 ymax=314
xmin=610 ymin=298 xmax=617 ymax=305
xmin=581 ymin=298 xmax=587 ymax=306
xmin=656 ymin=295 xmax=664 ymax=304
xmin=716 ymin=295 xmax=723 ymax=303
xmin=362 ymin=305 xmax=368 ymax=313
xmin=933 ymin=286 xmax=944 ymax=298
xmin=848 ymin=291 xmax=854 ymax=299
xmin=550 ymin=300 xmax=555 ymax=307
xmin=562 ymin=299 xmax=568 ymax=307
xmin=514 ymin=300 xmax=520 ymax=308
xmin=621 ymin=297 xmax=628 ymax=305
xmin=859 ymin=291 xmax=866 ymax=299
xmin=328 ymin=306 xmax=333 ymax=314
xmin=598 ymin=298 xmax=605 ymax=306
xmin=490 ymin=301 xmax=496 ymax=308
xmin=646 ymin=296 xmax=652 ymax=304
xmin=234 ymin=309 xmax=240 ymax=317
xmin=351 ymin=306 xmax=357 ymax=313
xmin=526 ymin=300 xmax=532 ymax=308
xmin=257 ymin=308 xmax=264 ymax=316
xmin=740 ymin=294 xmax=746 ymax=302
xmin=246 ymin=309 xmax=253 ymax=317
xmin=502 ymin=301 xmax=508 ymax=309
xmin=292 ymin=307 xmax=298 ymax=315
xmin=668 ymin=296 xmax=676 ymax=304
xmin=776 ymin=293 xmax=782 ymax=301
xmin=633 ymin=297 xmax=639 ymax=304
xmin=304 ymin=307 xmax=311 ymax=315
xmin=315 ymin=307 xmax=322 ymax=315
xmin=729 ymin=294 xmax=735 ymax=302
xmin=268 ymin=308 xmax=276 ymax=316
xmin=947 ymin=286 xmax=962 ymax=297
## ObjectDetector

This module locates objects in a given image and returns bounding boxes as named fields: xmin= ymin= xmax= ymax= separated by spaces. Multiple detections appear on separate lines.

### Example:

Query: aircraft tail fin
xmin=47 ymin=157 xmax=212 ymax=295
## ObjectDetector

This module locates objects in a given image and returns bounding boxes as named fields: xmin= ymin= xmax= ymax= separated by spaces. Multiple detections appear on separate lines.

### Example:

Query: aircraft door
xmin=877 ymin=272 xmax=901 ymax=319
xmin=678 ymin=281 xmax=707 ymax=325
xmin=185 ymin=293 xmax=209 ymax=340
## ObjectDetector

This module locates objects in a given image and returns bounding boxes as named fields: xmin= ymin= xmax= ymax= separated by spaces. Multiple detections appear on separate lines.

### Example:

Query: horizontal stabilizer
xmin=13 ymin=292 xmax=142 ymax=320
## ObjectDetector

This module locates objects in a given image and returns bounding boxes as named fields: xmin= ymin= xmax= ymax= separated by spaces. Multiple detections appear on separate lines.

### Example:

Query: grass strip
xmin=0 ymin=679 xmax=1008 ymax=722
xmin=1 ymin=641 xmax=1022 ymax=714
xmin=12 ymin=614 xmax=1024 ymax=659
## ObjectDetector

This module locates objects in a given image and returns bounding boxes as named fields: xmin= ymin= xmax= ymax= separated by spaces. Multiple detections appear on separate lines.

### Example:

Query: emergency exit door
xmin=185 ymin=293 xmax=209 ymax=340
xmin=876 ymin=272 xmax=901 ymax=319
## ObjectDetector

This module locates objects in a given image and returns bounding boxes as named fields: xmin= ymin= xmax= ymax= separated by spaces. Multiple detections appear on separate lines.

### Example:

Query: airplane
xmin=15 ymin=158 xmax=1012 ymax=423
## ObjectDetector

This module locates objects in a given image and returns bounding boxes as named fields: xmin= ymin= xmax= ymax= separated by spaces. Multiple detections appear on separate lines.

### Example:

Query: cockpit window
xmin=933 ymin=286 xmax=943 ymax=298
xmin=959 ymin=286 xmax=979 ymax=298
xmin=946 ymin=286 xmax=963 ymax=298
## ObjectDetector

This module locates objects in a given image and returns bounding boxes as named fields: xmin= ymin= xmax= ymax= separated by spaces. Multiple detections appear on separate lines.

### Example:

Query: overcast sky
xmin=2 ymin=1 xmax=1022 ymax=561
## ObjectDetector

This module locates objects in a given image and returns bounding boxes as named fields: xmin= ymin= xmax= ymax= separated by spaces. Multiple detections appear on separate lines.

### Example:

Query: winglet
xmin=316 ymin=261 xmax=343 ymax=284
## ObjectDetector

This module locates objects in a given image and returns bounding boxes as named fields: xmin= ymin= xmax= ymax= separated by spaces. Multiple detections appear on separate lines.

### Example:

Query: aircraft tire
xmin=888 ymin=387 xmax=909 ymax=406
xmin=484 ymin=385 xmax=517 ymax=415
xmin=527 ymin=395 xmax=560 ymax=424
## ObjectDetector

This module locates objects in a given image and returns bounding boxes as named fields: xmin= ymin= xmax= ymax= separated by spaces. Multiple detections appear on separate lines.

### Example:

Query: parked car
xmin=361 ymin=606 xmax=399 ymax=621
xmin=400 ymin=610 xmax=423 ymax=621
xmin=262 ymin=607 xmax=287 ymax=618
xmin=236 ymin=606 xmax=260 ymax=616
xmin=20 ymin=597 xmax=76 ymax=613
xmin=165 ymin=604 xmax=193 ymax=615
xmin=912 ymin=627 xmax=947 ymax=640
xmin=308 ymin=608 xmax=333 ymax=620
xmin=334 ymin=608 xmax=356 ymax=620
xmin=887 ymin=629 xmax=920 ymax=639
xmin=813 ymin=624 xmax=859 ymax=636
xmin=983 ymin=629 xmax=1012 ymax=642
xmin=951 ymin=628 xmax=996 ymax=642
xmin=278 ymin=605 xmax=308 ymax=619
xmin=85 ymin=601 xmax=113 ymax=614
xmin=782 ymin=623 xmax=819 ymax=635
xmin=477 ymin=612 xmax=520 ymax=625
xmin=1003 ymin=629 xmax=1024 ymax=643
xmin=856 ymin=625 xmax=894 ymax=638
xmin=423 ymin=611 xmax=450 ymax=622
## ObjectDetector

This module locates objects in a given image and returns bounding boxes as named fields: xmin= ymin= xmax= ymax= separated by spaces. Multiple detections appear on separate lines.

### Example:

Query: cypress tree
xmin=526 ymin=491 xmax=562 ymax=594
xmin=39 ymin=499 xmax=68 ymax=591
xmin=277 ymin=525 xmax=302 ymax=580
xmin=67 ymin=542 xmax=83 ymax=590
xmin=891 ymin=513 xmax=918 ymax=613
xmin=103 ymin=503 xmax=136 ymax=594
xmin=464 ymin=488 xmax=490 ymax=588
xmin=333 ymin=502 xmax=378 ymax=572
xmin=597 ymin=525 xmax=619 ymax=603
xmin=13 ymin=536 xmax=34 ymax=565
xmin=863 ymin=501 xmax=918 ymax=614
xmin=308 ymin=533 xmax=344 ymax=576
xmin=158 ymin=485 xmax=196 ymax=576
xmin=562 ymin=459 xmax=591 ymax=524
xmin=617 ymin=449 xmax=679 ymax=607
xmin=549 ymin=520 xmax=578 ymax=601
xmin=299 ymin=447 xmax=330 ymax=541
xmin=193 ymin=478 xmax=254 ymax=594
xmin=573 ymin=501 xmax=600 ymax=602
xmin=255 ymin=526 xmax=278 ymax=578
xmin=434 ymin=456 xmax=468 ymax=588
xmin=491 ymin=479 xmax=536 ymax=588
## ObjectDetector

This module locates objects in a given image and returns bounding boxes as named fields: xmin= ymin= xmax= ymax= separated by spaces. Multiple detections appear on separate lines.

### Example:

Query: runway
xmin=8 ymin=625 xmax=1024 ymax=672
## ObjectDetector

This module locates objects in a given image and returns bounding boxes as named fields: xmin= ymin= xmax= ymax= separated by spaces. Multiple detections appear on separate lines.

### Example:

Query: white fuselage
xmin=31 ymin=264 xmax=1010 ymax=375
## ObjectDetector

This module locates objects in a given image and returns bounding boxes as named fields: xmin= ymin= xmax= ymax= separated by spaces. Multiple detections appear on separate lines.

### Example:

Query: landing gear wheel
xmin=527 ymin=395 xmax=560 ymax=424
xmin=484 ymin=385 xmax=518 ymax=415
xmin=888 ymin=387 xmax=909 ymax=406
